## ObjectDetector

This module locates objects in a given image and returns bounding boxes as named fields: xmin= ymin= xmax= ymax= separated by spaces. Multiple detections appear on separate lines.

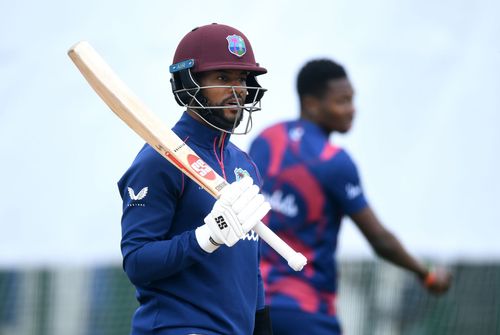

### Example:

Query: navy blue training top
xmin=118 ymin=112 xmax=265 ymax=335
xmin=249 ymin=119 xmax=368 ymax=317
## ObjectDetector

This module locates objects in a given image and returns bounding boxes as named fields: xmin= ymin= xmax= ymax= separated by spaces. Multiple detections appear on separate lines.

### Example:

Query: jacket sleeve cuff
xmin=195 ymin=224 xmax=220 ymax=253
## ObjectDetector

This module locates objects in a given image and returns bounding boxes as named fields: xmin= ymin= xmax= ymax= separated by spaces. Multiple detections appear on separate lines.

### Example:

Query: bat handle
xmin=253 ymin=222 xmax=307 ymax=271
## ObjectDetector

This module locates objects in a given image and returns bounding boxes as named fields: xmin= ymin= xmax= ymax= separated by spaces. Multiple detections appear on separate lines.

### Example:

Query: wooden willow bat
xmin=68 ymin=41 xmax=307 ymax=271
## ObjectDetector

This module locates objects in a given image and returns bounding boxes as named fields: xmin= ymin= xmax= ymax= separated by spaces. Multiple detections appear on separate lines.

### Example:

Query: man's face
xmin=197 ymin=69 xmax=249 ymax=125
xmin=316 ymin=78 xmax=355 ymax=134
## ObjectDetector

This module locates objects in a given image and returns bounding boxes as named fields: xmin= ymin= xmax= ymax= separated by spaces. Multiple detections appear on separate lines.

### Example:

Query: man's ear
xmin=301 ymin=95 xmax=321 ymax=118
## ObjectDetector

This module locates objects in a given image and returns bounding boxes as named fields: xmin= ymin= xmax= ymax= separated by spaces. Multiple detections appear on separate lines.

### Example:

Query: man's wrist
xmin=195 ymin=225 xmax=220 ymax=253
xmin=423 ymin=269 xmax=437 ymax=288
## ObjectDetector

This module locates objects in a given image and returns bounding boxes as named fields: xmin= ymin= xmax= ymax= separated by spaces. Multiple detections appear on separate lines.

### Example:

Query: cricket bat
xmin=68 ymin=41 xmax=307 ymax=271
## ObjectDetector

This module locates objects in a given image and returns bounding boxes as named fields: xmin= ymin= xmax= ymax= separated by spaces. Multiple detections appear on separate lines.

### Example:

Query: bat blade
xmin=68 ymin=41 xmax=307 ymax=271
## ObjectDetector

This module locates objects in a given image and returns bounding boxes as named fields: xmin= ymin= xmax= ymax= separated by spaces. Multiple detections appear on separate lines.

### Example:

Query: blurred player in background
xmin=249 ymin=58 xmax=452 ymax=334
xmin=118 ymin=24 xmax=273 ymax=335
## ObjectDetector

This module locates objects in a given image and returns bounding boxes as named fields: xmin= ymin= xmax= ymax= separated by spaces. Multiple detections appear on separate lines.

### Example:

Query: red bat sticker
xmin=187 ymin=154 xmax=216 ymax=180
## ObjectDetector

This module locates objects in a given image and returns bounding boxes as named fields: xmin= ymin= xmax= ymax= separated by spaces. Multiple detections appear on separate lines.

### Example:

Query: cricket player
xmin=118 ymin=24 xmax=273 ymax=335
xmin=249 ymin=59 xmax=452 ymax=334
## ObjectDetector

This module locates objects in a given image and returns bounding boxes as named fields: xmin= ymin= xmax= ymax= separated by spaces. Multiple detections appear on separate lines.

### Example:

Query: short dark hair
xmin=297 ymin=59 xmax=347 ymax=99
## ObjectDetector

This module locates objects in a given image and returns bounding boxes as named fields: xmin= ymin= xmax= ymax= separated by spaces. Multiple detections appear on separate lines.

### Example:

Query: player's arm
xmin=349 ymin=207 xmax=451 ymax=294
xmin=351 ymin=207 xmax=427 ymax=275
xmin=120 ymin=152 xmax=270 ymax=285
xmin=326 ymin=150 xmax=451 ymax=294
xmin=119 ymin=150 xmax=209 ymax=285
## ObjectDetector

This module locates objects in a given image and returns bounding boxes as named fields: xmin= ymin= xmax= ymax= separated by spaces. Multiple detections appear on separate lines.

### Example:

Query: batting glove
xmin=195 ymin=176 xmax=270 ymax=252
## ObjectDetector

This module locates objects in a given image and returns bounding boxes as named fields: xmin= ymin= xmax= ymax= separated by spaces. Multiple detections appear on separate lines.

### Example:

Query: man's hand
xmin=423 ymin=267 xmax=452 ymax=295
xmin=196 ymin=176 xmax=271 ymax=252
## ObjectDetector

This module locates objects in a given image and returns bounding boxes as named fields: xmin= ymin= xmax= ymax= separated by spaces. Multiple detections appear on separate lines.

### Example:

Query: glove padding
xmin=203 ymin=176 xmax=270 ymax=248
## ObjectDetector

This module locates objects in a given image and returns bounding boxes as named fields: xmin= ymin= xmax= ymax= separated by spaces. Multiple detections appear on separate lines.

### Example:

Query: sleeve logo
xmin=128 ymin=187 xmax=149 ymax=200
xmin=345 ymin=183 xmax=362 ymax=199
xmin=288 ymin=126 xmax=304 ymax=141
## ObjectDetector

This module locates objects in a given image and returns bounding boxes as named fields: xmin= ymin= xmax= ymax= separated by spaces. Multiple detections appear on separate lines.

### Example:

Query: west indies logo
xmin=234 ymin=167 xmax=250 ymax=181
xmin=187 ymin=154 xmax=216 ymax=180
xmin=226 ymin=35 xmax=246 ymax=57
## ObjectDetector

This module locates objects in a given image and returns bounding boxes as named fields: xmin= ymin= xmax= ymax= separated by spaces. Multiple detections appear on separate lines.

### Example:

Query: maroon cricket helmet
xmin=172 ymin=23 xmax=267 ymax=75
xmin=169 ymin=23 xmax=267 ymax=133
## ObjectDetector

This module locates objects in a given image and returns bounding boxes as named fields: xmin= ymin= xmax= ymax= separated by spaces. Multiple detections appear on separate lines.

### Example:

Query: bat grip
xmin=253 ymin=222 xmax=307 ymax=271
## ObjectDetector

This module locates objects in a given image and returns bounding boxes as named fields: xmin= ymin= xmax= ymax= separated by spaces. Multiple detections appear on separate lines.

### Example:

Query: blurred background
xmin=1 ymin=0 xmax=499 ymax=334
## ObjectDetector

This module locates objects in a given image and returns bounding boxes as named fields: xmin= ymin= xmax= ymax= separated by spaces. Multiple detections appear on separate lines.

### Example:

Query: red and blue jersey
xmin=118 ymin=112 xmax=265 ymax=335
xmin=249 ymin=119 xmax=368 ymax=317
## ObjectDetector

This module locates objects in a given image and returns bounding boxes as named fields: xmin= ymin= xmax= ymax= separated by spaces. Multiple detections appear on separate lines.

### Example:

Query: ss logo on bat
xmin=215 ymin=216 xmax=228 ymax=230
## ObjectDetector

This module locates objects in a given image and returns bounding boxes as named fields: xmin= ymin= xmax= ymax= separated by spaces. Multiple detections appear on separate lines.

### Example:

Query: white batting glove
xmin=195 ymin=176 xmax=271 ymax=252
